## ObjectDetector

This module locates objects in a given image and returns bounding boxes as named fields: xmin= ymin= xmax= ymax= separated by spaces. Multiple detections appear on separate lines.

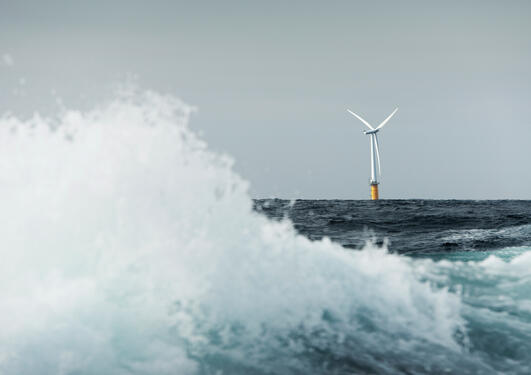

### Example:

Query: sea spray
xmin=0 ymin=89 xmax=527 ymax=374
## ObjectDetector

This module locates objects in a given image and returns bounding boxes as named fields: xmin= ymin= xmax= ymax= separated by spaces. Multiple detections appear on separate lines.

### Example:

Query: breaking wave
xmin=0 ymin=89 xmax=529 ymax=374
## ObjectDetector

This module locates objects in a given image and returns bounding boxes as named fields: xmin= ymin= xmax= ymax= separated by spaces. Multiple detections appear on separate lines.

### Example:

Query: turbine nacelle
xmin=363 ymin=129 xmax=379 ymax=135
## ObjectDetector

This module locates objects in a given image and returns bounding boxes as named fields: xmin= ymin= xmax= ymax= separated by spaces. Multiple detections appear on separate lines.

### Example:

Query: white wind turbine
xmin=347 ymin=108 xmax=398 ymax=200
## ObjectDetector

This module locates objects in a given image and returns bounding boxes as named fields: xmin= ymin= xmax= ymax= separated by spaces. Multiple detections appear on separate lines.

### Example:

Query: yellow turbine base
xmin=370 ymin=184 xmax=379 ymax=200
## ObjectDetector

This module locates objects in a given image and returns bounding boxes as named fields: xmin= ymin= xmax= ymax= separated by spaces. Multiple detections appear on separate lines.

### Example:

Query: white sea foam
xmin=441 ymin=225 xmax=531 ymax=243
xmin=0 ymin=89 xmax=525 ymax=374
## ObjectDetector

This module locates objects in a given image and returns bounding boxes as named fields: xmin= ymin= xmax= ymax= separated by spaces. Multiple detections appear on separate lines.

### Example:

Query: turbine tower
xmin=347 ymin=108 xmax=398 ymax=200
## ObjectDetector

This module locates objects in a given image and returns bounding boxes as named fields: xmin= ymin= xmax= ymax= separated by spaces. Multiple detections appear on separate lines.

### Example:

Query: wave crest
xmin=0 ymin=89 xmax=515 ymax=374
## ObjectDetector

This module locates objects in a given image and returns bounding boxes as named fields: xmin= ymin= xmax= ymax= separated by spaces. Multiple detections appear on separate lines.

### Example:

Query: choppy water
xmin=254 ymin=199 xmax=531 ymax=256
xmin=0 ymin=89 xmax=529 ymax=374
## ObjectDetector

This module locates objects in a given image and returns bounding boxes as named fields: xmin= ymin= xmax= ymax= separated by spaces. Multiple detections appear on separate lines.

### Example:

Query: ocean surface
xmin=253 ymin=200 xmax=531 ymax=373
xmin=254 ymin=199 xmax=531 ymax=256
xmin=0 ymin=89 xmax=530 ymax=374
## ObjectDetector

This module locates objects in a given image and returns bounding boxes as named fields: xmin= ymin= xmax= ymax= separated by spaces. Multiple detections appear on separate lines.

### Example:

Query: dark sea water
xmin=254 ymin=199 xmax=531 ymax=256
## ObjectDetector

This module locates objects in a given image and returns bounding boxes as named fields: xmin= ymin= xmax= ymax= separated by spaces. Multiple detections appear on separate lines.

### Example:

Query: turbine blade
xmin=375 ymin=107 xmax=398 ymax=130
xmin=374 ymin=134 xmax=381 ymax=176
xmin=347 ymin=109 xmax=374 ymax=130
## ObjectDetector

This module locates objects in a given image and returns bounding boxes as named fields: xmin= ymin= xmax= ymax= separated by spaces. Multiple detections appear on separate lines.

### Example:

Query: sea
xmin=253 ymin=199 xmax=531 ymax=374
xmin=254 ymin=199 xmax=531 ymax=257
xmin=0 ymin=89 xmax=529 ymax=374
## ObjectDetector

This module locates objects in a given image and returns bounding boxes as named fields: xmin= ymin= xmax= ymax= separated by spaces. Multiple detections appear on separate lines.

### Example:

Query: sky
xmin=1 ymin=0 xmax=530 ymax=199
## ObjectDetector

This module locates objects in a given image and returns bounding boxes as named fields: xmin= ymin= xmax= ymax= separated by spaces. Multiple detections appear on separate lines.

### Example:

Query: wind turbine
xmin=347 ymin=108 xmax=398 ymax=200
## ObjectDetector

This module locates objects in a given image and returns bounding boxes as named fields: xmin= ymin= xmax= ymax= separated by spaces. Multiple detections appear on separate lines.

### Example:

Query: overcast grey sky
xmin=1 ymin=0 xmax=530 ymax=199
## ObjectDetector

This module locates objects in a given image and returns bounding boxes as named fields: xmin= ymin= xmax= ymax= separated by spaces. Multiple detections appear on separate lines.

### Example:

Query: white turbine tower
xmin=347 ymin=107 xmax=398 ymax=200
